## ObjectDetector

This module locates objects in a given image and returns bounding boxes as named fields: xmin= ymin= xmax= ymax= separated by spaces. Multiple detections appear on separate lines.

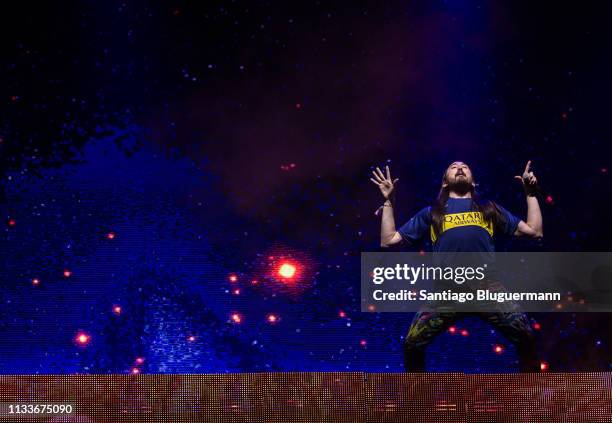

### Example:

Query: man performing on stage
xmin=370 ymin=161 xmax=543 ymax=372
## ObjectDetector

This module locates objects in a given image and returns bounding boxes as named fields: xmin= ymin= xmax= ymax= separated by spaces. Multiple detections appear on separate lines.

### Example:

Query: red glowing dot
xmin=135 ymin=357 xmax=145 ymax=364
xmin=10 ymin=95 xmax=18 ymax=101
xmin=112 ymin=305 xmax=122 ymax=315
xmin=540 ymin=361 xmax=549 ymax=372
xmin=295 ymin=103 xmax=302 ymax=109
xmin=228 ymin=274 xmax=238 ymax=283
xmin=233 ymin=288 xmax=241 ymax=295
xmin=187 ymin=335 xmax=196 ymax=342
xmin=106 ymin=232 xmax=115 ymax=240
xmin=63 ymin=270 xmax=72 ymax=278
xmin=460 ymin=329 xmax=469 ymax=337
xmin=251 ymin=279 xmax=258 ymax=285
xmin=360 ymin=339 xmax=367 ymax=346
xmin=75 ymin=332 xmax=91 ymax=346
xmin=367 ymin=304 xmax=376 ymax=312
xmin=32 ymin=278 xmax=40 ymax=286
xmin=338 ymin=310 xmax=347 ymax=318
xmin=561 ymin=112 xmax=568 ymax=119
xmin=545 ymin=195 xmax=554 ymax=205
xmin=493 ymin=344 xmax=505 ymax=354
xmin=266 ymin=314 xmax=279 ymax=323
xmin=419 ymin=250 xmax=426 ymax=256
xmin=278 ymin=262 xmax=297 ymax=279
xmin=533 ymin=322 xmax=541 ymax=330
xmin=230 ymin=313 xmax=242 ymax=324
xmin=131 ymin=367 xmax=140 ymax=374
xmin=601 ymin=168 xmax=608 ymax=174
xmin=7 ymin=219 xmax=16 ymax=227
xmin=448 ymin=326 xmax=457 ymax=334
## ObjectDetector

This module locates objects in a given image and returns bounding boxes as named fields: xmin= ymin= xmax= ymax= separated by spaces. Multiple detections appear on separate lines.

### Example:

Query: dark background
xmin=0 ymin=1 xmax=610 ymax=373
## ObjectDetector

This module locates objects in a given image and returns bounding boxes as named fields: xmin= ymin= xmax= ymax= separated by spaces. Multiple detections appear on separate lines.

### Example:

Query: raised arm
xmin=513 ymin=160 xmax=543 ymax=238
xmin=370 ymin=166 xmax=403 ymax=247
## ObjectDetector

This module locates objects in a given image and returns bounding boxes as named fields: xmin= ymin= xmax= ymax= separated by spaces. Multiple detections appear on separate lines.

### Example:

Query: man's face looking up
xmin=443 ymin=161 xmax=475 ymax=194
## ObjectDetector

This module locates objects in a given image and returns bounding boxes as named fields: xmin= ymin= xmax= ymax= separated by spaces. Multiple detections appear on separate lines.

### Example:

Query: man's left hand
xmin=514 ymin=160 xmax=538 ymax=195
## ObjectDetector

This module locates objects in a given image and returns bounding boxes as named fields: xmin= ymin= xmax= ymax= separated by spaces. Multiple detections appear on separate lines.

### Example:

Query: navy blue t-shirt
xmin=397 ymin=198 xmax=521 ymax=253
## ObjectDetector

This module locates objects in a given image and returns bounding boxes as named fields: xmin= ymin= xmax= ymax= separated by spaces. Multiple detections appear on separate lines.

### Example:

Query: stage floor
xmin=0 ymin=372 xmax=610 ymax=422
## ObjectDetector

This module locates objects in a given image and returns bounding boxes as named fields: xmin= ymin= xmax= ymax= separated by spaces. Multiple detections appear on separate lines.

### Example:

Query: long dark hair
xmin=431 ymin=167 xmax=504 ymax=239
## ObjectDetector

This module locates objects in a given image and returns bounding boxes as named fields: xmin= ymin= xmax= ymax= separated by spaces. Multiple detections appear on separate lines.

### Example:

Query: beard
xmin=447 ymin=176 xmax=472 ymax=195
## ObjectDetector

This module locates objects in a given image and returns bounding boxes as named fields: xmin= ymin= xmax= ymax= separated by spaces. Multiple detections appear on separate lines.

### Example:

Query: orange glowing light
xmin=278 ymin=263 xmax=297 ymax=279
xmin=75 ymin=332 xmax=90 ymax=346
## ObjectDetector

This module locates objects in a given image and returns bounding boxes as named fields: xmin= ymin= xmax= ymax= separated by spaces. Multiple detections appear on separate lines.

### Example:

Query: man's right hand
xmin=370 ymin=165 xmax=399 ymax=201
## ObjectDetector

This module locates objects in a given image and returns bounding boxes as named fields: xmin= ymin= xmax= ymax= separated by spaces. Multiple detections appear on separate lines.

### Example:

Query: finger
xmin=514 ymin=176 xmax=525 ymax=184
xmin=370 ymin=178 xmax=382 ymax=186
xmin=393 ymin=178 xmax=399 ymax=184
xmin=386 ymin=165 xmax=391 ymax=180
xmin=524 ymin=160 xmax=531 ymax=174
xmin=376 ymin=167 xmax=386 ymax=180
xmin=371 ymin=170 xmax=383 ymax=183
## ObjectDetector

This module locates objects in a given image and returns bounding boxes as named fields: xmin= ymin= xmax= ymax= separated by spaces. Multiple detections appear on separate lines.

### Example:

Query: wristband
xmin=524 ymin=184 xmax=539 ymax=197
xmin=374 ymin=200 xmax=393 ymax=216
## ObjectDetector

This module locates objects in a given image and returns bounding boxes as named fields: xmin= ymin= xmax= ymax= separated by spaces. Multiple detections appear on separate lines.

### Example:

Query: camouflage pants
xmin=403 ymin=310 xmax=538 ymax=372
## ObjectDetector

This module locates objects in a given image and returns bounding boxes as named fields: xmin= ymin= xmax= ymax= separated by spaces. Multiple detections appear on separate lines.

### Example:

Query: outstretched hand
xmin=514 ymin=160 xmax=538 ymax=194
xmin=370 ymin=165 xmax=399 ymax=201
